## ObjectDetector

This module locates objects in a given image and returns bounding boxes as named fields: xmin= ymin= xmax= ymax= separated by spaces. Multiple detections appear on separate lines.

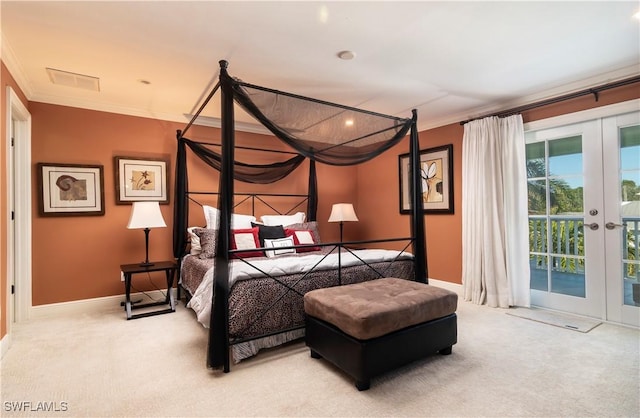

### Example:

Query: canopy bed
xmin=172 ymin=60 xmax=428 ymax=372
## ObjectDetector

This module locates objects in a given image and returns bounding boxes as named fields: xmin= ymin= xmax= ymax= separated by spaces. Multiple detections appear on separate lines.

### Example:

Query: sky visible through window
xmin=547 ymin=140 xmax=639 ymax=194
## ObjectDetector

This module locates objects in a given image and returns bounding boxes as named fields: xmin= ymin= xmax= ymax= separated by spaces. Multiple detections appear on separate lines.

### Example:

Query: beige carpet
xmin=1 ymin=298 xmax=638 ymax=417
xmin=506 ymin=307 xmax=602 ymax=333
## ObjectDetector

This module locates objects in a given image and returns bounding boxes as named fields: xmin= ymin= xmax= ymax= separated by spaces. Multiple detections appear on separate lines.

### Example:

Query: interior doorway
xmin=5 ymin=86 xmax=32 ymax=334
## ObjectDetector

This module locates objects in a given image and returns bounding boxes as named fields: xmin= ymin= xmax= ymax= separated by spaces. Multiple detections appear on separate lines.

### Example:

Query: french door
xmin=525 ymin=110 xmax=639 ymax=327
xmin=603 ymin=112 xmax=640 ymax=326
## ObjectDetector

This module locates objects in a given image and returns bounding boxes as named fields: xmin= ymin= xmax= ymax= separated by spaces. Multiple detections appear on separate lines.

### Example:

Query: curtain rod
xmin=460 ymin=75 xmax=640 ymax=125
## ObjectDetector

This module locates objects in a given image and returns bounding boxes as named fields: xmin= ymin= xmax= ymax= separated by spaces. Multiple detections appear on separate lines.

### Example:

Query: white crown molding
xmin=29 ymin=92 xmax=273 ymax=136
xmin=182 ymin=114 xmax=271 ymax=135
xmin=1 ymin=33 xmax=33 ymax=99
xmin=444 ymin=64 xmax=640 ymax=129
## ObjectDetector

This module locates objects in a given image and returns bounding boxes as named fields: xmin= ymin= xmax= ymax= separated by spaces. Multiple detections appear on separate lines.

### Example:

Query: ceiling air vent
xmin=46 ymin=68 xmax=100 ymax=92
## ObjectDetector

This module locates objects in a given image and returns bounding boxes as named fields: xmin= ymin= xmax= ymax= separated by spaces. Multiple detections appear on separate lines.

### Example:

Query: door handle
xmin=605 ymin=222 xmax=624 ymax=230
xmin=585 ymin=222 xmax=599 ymax=231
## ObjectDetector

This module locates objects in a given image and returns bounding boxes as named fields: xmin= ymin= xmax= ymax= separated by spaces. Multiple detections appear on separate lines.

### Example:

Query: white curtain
xmin=462 ymin=115 xmax=530 ymax=308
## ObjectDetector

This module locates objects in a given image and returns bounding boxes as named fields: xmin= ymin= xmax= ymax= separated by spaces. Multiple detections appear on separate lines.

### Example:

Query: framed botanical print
xmin=115 ymin=156 xmax=169 ymax=204
xmin=398 ymin=144 xmax=454 ymax=214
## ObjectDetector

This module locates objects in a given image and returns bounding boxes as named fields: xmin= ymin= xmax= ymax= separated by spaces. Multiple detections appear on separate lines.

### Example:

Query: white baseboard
xmin=22 ymin=279 xmax=460 ymax=321
xmin=30 ymin=289 xmax=178 ymax=319
xmin=428 ymin=278 xmax=463 ymax=295
xmin=0 ymin=332 xmax=11 ymax=360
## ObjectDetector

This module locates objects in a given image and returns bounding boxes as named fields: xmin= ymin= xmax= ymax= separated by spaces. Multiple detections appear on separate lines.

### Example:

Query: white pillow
xmin=202 ymin=205 xmax=256 ymax=229
xmin=187 ymin=227 xmax=202 ymax=255
xmin=264 ymin=236 xmax=296 ymax=258
xmin=203 ymin=205 xmax=219 ymax=229
xmin=261 ymin=212 xmax=306 ymax=227
xmin=231 ymin=213 xmax=257 ymax=229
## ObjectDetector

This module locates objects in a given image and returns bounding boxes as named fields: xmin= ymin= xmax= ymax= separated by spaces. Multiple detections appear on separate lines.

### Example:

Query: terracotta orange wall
xmin=356 ymin=124 xmax=464 ymax=283
xmin=29 ymin=103 xmax=357 ymax=306
xmin=7 ymin=66 xmax=640 ymax=316
xmin=356 ymin=83 xmax=640 ymax=285
xmin=1 ymin=62 xmax=30 ymax=339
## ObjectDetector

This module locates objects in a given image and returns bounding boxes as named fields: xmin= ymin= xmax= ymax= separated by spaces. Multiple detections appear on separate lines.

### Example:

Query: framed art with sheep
xmin=115 ymin=156 xmax=169 ymax=204
xmin=398 ymin=144 xmax=453 ymax=214
xmin=37 ymin=162 xmax=105 ymax=216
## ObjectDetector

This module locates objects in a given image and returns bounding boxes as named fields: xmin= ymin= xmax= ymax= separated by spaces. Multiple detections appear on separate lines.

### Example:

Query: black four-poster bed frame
xmin=173 ymin=60 xmax=427 ymax=372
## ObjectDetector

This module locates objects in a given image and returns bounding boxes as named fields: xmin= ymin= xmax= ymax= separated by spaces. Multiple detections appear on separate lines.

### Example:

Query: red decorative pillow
xmin=230 ymin=227 xmax=263 ymax=258
xmin=284 ymin=228 xmax=321 ymax=252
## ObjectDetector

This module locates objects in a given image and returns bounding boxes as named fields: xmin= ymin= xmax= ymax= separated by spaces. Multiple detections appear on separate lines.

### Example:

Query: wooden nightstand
xmin=120 ymin=260 xmax=177 ymax=320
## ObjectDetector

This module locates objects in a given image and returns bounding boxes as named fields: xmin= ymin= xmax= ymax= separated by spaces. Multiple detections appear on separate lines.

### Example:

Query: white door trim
xmin=6 ymin=86 xmax=32 ymax=328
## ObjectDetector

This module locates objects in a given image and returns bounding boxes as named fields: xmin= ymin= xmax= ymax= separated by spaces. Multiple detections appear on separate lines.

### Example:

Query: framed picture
xmin=37 ymin=163 xmax=105 ymax=216
xmin=398 ymin=144 xmax=454 ymax=214
xmin=115 ymin=157 xmax=169 ymax=204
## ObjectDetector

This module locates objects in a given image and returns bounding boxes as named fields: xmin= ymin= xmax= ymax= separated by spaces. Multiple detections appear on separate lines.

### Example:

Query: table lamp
xmin=328 ymin=203 xmax=359 ymax=242
xmin=127 ymin=201 xmax=166 ymax=267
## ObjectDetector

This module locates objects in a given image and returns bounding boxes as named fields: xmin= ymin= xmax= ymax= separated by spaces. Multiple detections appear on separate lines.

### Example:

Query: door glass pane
xmin=528 ymin=180 xmax=547 ymax=215
xmin=530 ymin=255 xmax=548 ymax=291
xmin=549 ymin=136 xmax=584 ymax=215
xmin=528 ymin=135 xmax=585 ymax=298
xmin=550 ymin=177 xmax=584 ymax=215
xmin=526 ymin=142 xmax=546 ymax=177
xmin=549 ymin=136 xmax=582 ymax=176
xmin=551 ymin=255 xmax=585 ymax=297
xmin=620 ymin=125 xmax=640 ymax=306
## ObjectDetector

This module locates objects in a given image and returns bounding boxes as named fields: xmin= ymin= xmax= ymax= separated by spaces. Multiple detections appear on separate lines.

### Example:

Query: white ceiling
xmin=2 ymin=1 xmax=639 ymax=133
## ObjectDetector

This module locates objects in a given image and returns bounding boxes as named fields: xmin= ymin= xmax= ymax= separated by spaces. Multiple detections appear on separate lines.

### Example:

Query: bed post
xmin=173 ymin=131 xmax=188 ymax=259
xmin=208 ymin=60 xmax=234 ymax=372
xmin=409 ymin=110 xmax=428 ymax=283
xmin=307 ymin=160 xmax=318 ymax=221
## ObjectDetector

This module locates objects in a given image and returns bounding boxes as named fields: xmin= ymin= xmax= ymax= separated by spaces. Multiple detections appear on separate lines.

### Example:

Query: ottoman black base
xmin=305 ymin=313 xmax=457 ymax=390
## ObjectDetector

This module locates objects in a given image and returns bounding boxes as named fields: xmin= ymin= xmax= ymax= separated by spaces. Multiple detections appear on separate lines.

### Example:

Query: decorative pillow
xmin=195 ymin=228 xmax=218 ymax=259
xmin=264 ymin=236 xmax=296 ymax=258
xmin=187 ymin=226 xmax=203 ymax=255
xmin=285 ymin=221 xmax=322 ymax=245
xmin=230 ymin=227 xmax=263 ymax=258
xmin=285 ymin=228 xmax=321 ymax=252
xmin=260 ymin=212 xmax=306 ymax=227
xmin=203 ymin=205 xmax=219 ymax=229
xmin=252 ymin=222 xmax=286 ymax=247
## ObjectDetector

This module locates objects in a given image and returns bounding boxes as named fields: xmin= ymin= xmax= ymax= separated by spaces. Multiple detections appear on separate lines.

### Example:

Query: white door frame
xmin=5 ymin=86 xmax=32 ymax=331
xmin=525 ymin=119 xmax=605 ymax=319
xmin=603 ymin=111 xmax=640 ymax=327
xmin=525 ymin=98 xmax=640 ymax=325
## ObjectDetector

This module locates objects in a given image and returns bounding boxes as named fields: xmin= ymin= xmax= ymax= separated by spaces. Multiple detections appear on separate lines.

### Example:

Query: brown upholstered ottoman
xmin=304 ymin=278 xmax=458 ymax=390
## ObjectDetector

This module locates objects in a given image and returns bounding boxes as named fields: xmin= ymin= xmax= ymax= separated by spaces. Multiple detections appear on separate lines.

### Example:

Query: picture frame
xmin=37 ymin=163 xmax=105 ymax=217
xmin=115 ymin=156 xmax=169 ymax=204
xmin=398 ymin=144 xmax=454 ymax=214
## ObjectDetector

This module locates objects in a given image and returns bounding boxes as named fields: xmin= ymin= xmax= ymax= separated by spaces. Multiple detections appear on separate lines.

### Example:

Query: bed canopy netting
xmin=173 ymin=60 xmax=427 ymax=371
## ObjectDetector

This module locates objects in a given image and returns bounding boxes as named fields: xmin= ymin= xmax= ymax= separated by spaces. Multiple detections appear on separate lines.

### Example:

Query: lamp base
xmin=139 ymin=261 xmax=155 ymax=267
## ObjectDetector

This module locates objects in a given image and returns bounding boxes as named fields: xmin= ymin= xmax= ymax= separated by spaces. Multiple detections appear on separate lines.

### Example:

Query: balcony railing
xmin=529 ymin=216 xmax=639 ymax=280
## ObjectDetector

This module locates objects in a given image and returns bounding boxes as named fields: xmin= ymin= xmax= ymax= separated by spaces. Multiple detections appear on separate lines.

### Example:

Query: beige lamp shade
xmin=127 ymin=201 xmax=167 ymax=229
xmin=328 ymin=203 xmax=359 ymax=223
